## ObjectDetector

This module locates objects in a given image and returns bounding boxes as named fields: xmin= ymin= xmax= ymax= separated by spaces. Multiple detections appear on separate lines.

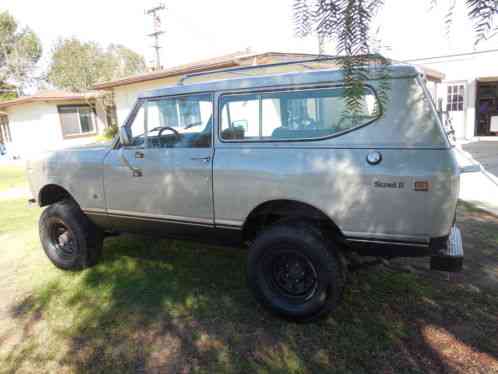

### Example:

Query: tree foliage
xmin=294 ymin=0 xmax=498 ymax=54
xmin=293 ymin=0 xmax=498 ymax=116
xmin=294 ymin=0 xmax=388 ymax=118
xmin=0 ymin=11 xmax=42 ymax=96
xmin=47 ymin=38 xmax=146 ymax=92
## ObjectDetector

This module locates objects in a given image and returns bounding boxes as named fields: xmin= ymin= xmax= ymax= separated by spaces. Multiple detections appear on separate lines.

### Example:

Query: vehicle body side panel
xmin=27 ymin=144 xmax=108 ymax=213
xmin=212 ymin=147 xmax=458 ymax=243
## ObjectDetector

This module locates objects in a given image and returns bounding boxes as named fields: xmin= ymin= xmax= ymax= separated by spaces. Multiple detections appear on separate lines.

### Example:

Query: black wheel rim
xmin=266 ymin=250 xmax=318 ymax=302
xmin=49 ymin=220 xmax=76 ymax=260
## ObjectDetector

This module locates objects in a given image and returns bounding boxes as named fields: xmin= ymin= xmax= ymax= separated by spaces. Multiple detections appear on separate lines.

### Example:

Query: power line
xmin=145 ymin=3 xmax=166 ymax=70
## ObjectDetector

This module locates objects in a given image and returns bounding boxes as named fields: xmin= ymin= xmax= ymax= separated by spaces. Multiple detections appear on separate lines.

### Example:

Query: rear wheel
xmin=39 ymin=199 xmax=103 ymax=270
xmin=247 ymin=222 xmax=344 ymax=322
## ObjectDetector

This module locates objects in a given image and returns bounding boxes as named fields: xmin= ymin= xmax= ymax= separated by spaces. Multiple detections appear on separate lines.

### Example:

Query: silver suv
xmin=27 ymin=61 xmax=463 ymax=321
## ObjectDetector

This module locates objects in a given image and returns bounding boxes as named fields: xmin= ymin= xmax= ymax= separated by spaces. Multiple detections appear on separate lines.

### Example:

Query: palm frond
xmin=293 ymin=0 xmax=314 ymax=37
xmin=466 ymin=0 xmax=498 ymax=45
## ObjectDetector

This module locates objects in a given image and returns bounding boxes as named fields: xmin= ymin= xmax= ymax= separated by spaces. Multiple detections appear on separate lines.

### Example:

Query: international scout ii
xmin=27 ymin=60 xmax=463 ymax=321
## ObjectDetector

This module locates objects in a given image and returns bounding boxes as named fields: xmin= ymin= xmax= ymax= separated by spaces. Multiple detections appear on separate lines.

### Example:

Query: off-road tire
xmin=39 ymin=199 xmax=103 ymax=270
xmin=247 ymin=222 xmax=344 ymax=322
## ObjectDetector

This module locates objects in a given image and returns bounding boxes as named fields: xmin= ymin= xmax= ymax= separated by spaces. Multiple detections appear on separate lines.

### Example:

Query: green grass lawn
xmin=0 ymin=164 xmax=497 ymax=373
xmin=0 ymin=163 xmax=27 ymax=191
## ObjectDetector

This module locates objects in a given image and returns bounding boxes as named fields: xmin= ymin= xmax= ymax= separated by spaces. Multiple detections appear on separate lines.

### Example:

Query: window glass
xmin=146 ymin=93 xmax=212 ymax=148
xmin=220 ymin=87 xmax=379 ymax=141
xmin=79 ymin=106 xmax=94 ymax=133
xmin=220 ymin=94 xmax=259 ymax=139
xmin=446 ymin=84 xmax=464 ymax=112
xmin=0 ymin=115 xmax=12 ymax=143
xmin=58 ymin=105 xmax=95 ymax=137
xmin=128 ymin=104 xmax=145 ymax=147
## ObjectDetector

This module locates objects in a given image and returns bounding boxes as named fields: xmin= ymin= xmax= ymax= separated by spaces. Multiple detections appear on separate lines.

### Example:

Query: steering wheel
xmin=157 ymin=126 xmax=181 ymax=147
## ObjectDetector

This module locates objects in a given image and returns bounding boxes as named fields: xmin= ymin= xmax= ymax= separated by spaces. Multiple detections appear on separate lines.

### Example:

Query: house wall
xmin=112 ymin=76 xmax=179 ymax=125
xmin=5 ymin=100 xmax=106 ymax=158
xmin=408 ymin=50 xmax=498 ymax=139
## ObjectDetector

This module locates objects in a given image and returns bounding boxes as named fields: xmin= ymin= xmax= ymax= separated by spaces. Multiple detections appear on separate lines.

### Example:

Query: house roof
xmin=0 ymin=90 xmax=103 ymax=109
xmin=92 ymin=51 xmax=331 ymax=90
xmin=93 ymin=51 xmax=445 ymax=90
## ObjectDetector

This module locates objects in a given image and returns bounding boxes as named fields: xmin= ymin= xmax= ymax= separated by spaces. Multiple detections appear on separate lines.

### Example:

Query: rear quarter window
xmin=219 ymin=86 xmax=380 ymax=141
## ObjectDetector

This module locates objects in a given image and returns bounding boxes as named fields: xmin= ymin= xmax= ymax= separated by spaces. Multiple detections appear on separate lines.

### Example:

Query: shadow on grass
xmin=3 ymin=204 xmax=498 ymax=373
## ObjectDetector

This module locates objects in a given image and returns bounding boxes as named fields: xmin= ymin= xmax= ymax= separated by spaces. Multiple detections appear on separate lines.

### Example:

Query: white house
xmin=93 ymin=50 xmax=444 ymax=129
xmin=0 ymin=51 xmax=446 ymax=159
xmin=93 ymin=51 xmax=336 ymax=125
xmin=406 ymin=49 xmax=498 ymax=141
xmin=0 ymin=90 xmax=113 ymax=158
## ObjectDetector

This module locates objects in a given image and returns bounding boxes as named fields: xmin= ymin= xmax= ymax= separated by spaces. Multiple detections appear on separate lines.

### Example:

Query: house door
xmin=444 ymin=82 xmax=466 ymax=139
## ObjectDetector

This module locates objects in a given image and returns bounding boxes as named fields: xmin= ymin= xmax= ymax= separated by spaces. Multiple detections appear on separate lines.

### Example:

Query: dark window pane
xmin=458 ymin=102 xmax=463 ymax=111
xmin=452 ymin=103 xmax=457 ymax=111
xmin=79 ymin=107 xmax=94 ymax=133
xmin=447 ymin=86 xmax=452 ymax=94
xmin=59 ymin=107 xmax=80 ymax=136
xmin=446 ymin=103 xmax=451 ymax=111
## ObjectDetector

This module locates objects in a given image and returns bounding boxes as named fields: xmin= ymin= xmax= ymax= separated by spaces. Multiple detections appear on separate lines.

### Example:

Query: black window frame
xmin=57 ymin=104 xmax=97 ymax=139
xmin=217 ymin=84 xmax=382 ymax=143
xmin=446 ymin=84 xmax=465 ymax=112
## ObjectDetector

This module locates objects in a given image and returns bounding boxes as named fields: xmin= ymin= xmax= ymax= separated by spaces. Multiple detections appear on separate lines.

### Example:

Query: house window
xmin=58 ymin=105 xmax=96 ymax=137
xmin=0 ymin=115 xmax=12 ymax=143
xmin=446 ymin=84 xmax=464 ymax=112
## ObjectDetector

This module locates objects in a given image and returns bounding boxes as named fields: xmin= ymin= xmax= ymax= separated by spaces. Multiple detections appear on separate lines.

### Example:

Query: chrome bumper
xmin=430 ymin=226 xmax=463 ymax=272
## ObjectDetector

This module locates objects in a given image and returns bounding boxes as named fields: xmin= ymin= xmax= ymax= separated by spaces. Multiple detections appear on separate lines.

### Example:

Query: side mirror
xmin=119 ymin=126 xmax=132 ymax=146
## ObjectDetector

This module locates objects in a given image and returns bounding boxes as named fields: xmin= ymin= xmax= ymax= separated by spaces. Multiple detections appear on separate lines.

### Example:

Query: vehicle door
xmin=103 ymin=93 xmax=214 ymax=232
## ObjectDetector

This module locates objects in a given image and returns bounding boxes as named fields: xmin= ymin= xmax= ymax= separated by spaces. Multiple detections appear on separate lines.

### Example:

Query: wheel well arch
xmin=38 ymin=184 xmax=73 ymax=207
xmin=242 ymin=199 xmax=343 ymax=243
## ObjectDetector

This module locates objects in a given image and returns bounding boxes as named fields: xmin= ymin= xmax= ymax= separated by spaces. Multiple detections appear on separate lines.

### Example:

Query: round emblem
xmin=366 ymin=151 xmax=382 ymax=165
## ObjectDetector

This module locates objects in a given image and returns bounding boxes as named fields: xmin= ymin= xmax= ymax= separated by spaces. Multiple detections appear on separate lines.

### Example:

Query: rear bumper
xmin=430 ymin=225 xmax=463 ymax=272
xmin=345 ymin=225 xmax=464 ymax=273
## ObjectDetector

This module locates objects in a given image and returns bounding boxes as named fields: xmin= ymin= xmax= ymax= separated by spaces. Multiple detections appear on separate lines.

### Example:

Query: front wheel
xmin=39 ymin=199 xmax=103 ymax=270
xmin=247 ymin=222 xmax=344 ymax=322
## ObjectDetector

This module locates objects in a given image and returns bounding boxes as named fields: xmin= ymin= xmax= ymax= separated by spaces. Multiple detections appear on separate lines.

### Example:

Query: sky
xmin=2 ymin=0 xmax=498 ymax=73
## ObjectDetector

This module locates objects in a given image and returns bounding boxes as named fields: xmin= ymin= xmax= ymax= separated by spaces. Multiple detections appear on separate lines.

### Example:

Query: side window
xmin=220 ymin=87 xmax=379 ymax=141
xmin=146 ymin=93 xmax=213 ymax=148
xmin=220 ymin=94 xmax=259 ymax=139
xmin=128 ymin=104 xmax=145 ymax=147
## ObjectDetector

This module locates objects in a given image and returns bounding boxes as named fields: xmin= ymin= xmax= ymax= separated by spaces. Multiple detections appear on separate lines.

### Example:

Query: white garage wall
xmin=408 ymin=50 xmax=498 ymax=140
xmin=112 ymin=76 xmax=179 ymax=126
xmin=6 ymin=102 xmax=101 ymax=159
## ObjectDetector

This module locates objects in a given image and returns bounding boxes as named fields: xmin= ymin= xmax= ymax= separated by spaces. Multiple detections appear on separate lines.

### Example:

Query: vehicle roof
xmin=139 ymin=64 xmax=420 ymax=99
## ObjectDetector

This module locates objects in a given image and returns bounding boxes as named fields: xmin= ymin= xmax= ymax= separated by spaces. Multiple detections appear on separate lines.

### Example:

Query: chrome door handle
xmin=190 ymin=156 xmax=211 ymax=163
xmin=135 ymin=151 xmax=144 ymax=159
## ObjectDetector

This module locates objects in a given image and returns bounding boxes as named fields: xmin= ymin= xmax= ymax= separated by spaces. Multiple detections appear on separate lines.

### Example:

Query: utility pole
xmin=145 ymin=3 xmax=166 ymax=70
